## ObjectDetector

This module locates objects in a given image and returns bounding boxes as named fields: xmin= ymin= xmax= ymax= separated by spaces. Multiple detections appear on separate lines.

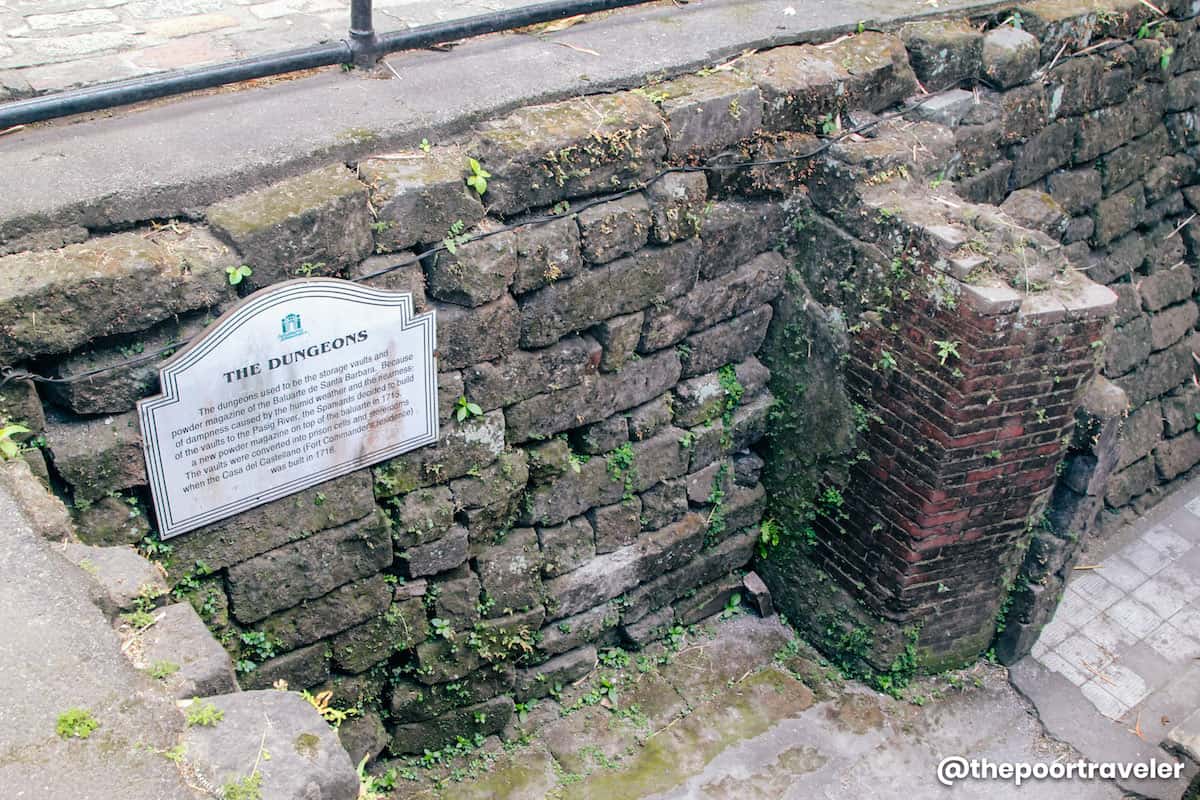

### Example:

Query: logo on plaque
xmin=137 ymin=279 xmax=438 ymax=539
xmin=279 ymin=312 xmax=305 ymax=341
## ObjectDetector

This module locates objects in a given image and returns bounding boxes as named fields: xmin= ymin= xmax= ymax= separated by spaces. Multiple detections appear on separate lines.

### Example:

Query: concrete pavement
xmin=0 ymin=477 xmax=197 ymax=800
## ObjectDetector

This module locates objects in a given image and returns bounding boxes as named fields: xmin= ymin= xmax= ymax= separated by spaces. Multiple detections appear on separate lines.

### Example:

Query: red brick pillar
xmin=817 ymin=275 xmax=1116 ymax=667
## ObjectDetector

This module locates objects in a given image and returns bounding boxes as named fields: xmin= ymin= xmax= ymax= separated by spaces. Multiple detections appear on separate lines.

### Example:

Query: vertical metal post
xmin=349 ymin=0 xmax=378 ymax=68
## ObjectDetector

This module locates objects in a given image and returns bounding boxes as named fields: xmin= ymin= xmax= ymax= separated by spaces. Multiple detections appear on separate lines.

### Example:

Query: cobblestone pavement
xmin=0 ymin=0 xmax=542 ymax=98
xmin=1011 ymin=476 xmax=1200 ymax=799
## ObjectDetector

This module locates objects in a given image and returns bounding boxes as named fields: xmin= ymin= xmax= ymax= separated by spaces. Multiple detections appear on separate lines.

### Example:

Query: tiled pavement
xmin=0 ymin=0 xmax=540 ymax=97
xmin=1011 ymin=480 xmax=1200 ymax=799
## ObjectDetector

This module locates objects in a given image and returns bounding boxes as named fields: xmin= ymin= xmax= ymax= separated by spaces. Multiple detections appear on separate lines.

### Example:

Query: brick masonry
xmin=2 ymin=0 xmax=1198 ymax=759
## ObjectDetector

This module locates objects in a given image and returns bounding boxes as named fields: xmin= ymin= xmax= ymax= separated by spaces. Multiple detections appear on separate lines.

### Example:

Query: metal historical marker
xmin=138 ymin=279 xmax=438 ymax=538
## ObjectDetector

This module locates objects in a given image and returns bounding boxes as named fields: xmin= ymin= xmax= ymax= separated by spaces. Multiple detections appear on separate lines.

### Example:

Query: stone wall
xmin=2 ymin=0 xmax=1199 ymax=759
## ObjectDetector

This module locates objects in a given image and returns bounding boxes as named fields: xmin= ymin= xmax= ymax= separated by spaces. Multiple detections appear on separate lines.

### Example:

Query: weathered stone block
xmin=1000 ymin=190 xmax=1069 ymax=240
xmin=673 ymin=357 xmax=770 ymax=428
xmin=910 ymin=89 xmax=976 ymax=126
xmin=686 ymin=459 xmax=734 ymax=505
xmin=640 ymin=480 xmax=688 ymax=531
xmin=981 ymin=27 xmax=1040 ymax=89
xmin=654 ymin=71 xmax=762 ymax=161
xmin=514 ymin=646 xmax=596 ymax=701
xmin=593 ymin=311 xmax=644 ymax=373
xmin=206 ymin=164 xmax=372 ymax=287
xmin=1140 ymin=263 xmax=1193 ymax=311
xmin=350 ymin=255 xmax=428 ymax=307
xmin=901 ymin=20 xmax=983 ymax=88
xmin=330 ymin=597 xmax=428 ymax=673
xmin=538 ymin=515 xmax=596 ymax=578
xmin=228 ymin=510 xmax=393 ymax=623
xmin=743 ymin=33 xmax=917 ymax=131
xmin=1105 ymin=455 xmax=1155 ymax=507
xmin=1046 ymin=57 xmax=1102 ymax=118
xmin=588 ymin=499 xmax=642 ymax=554
xmin=338 ymin=711 xmax=389 ymax=767
xmin=463 ymin=335 xmax=599 ymax=412
xmin=358 ymin=148 xmax=485 ymax=252
xmin=647 ymin=173 xmax=707 ymax=243
xmin=471 ymin=93 xmax=666 ymax=216
xmin=61 ymin=542 xmax=166 ymax=617
xmin=1102 ymin=126 xmax=1170 ymax=197
xmin=389 ymin=485 xmax=455 ymax=548
xmin=697 ymin=200 xmax=786 ymax=280
xmin=390 ymin=666 xmax=514 ymax=722
xmin=389 ymin=696 xmax=513 ymax=755
xmin=425 ymin=227 xmax=516 ymax=307
xmin=629 ymin=394 xmax=672 ymax=441
xmin=1091 ymin=182 xmax=1145 ymax=247
xmin=1162 ymin=387 xmax=1200 ymax=437
xmin=45 ymin=311 xmax=215 ymax=415
xmin=641 ymin=251 xmax=786 ymax=352
xmin=423 ymin=567 xmax=480 ymax=625
xmin=999 ymin=84 xmax=1048 ymax=144
xmin=72 ymin=494 xmax=150 ymax=546
xmin=476 ymin=527 xmax=543 ymax=614
xmin=1106 ymin=315 xmax=1152 ymax=377
xmin=0 ymin=227 xmax=232 ymax=360
xmin=0 ymin=378 xmax=43 ymax=432
xmin=576 ymin=194 xmax=652 ymax=264
xmin=237 ymin=642 xmax=329 ymax=691
xmin=450 ymin=449 xmax=529 ymax=511
xmin=1011 ymin=119 xmax=1078 ymax=187
xmin=1116 ymin=333 xmax=1199 ymax=408
xmin=622 ymin=529 xmax=755 ymax=625
xmin=45 ymin=411 xmax=145 ymax=503
xmin=504 ymin=348 xmax=682 ymax=443
xmin=679 ymin=304 xmax=773 ymax=378
xmin=1046 ymin=168 xmax=1102 ymax=216
xmin=373 ymin=409 xmax=505 ymax=497
xmin=536 ymin=602 xmax=619 ymax=657
xmin=1150 ymin=301 xmax=1199 ymax=351
xmin=254 ymin=574 xmax=391 ymax=653
xmin=434 ymin=295 xmax=520 ymax=371
xmin=513 ymin=216 xmax=582 ymax=294
xmin=674 ymin=574 xmax=742 ymax=626
xmin=519 ymin=240 xmax=699 ymax=348
xmin=1156 ymin=431 xmax=1200 ymax=481
xmin=139 ymin=602 xmax=237 ymax=700
xmin=544 ymin=512 xmax=705 ymax=620
xmin=171 ymin=471 xmax=375 ymax=571
xmin=401 ymin=524 xmax=469 ymax=578
xmin=1116 ymin=400 xmax=1163 ymax=472
xmin=182 ymin=691 xmax=357 ymax=798
xmin=522 ymin=454 xmax=624 ymax=528
xmin=621 ymin=605 xmax=674 ymax=648
xmin=570 ymin=414 xmax=628 ymax=455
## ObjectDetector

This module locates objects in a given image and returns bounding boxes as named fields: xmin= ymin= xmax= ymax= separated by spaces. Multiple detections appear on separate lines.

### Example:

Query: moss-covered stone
xmin=359 ymin=148 xmax=486 ymax=253
xmin=471 ymin=92 xmax=666 ymax=216
xmin=0 ymin=226 xmax=233 ymax=361
xmin=206 ymin=164 xmax=372 ymax=287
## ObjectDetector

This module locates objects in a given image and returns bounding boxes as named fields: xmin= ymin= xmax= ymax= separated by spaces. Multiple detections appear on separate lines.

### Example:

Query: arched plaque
xmin=138 ymin=279 xmax=438 ymax=538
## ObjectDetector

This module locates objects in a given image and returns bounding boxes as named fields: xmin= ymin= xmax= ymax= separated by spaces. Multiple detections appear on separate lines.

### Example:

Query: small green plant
xmin=419 ymin=138 xmax=432 ymax=152
xmin=442 ymin=219 xmax=470 ymax=254
xmin=1193 ymin=412 xmax=1200 ymax=433
xmin=56 ymin=708 xmax=99 ymax=739
xmin=877 ymin=350 xmax=897 ymax=372
xmin=120 ymin=584 xmax=165 ymax=630
xmin=933 ymin=340 xmax=960 ymax=366
xmin=1161 ymin=46 xmax=1175 ymax=72
xmin=1002 ymin=11 xmax=1023 ymax=30
xmin=719 ymin=592 xmax=743 ymax=620
xmin=148 ymin=661 xmax=180 ymax=680
xmin=454 ymin=395 xmax=483 ymax=423
xmin=514 ymin=699 xmax=537 ymax=723
xmin=431 ymin=617 xmax=455 ymax=640
xmin=295 ymin=261 xmax=325 ymax=278
xmin=606 ymin=442 xmax=637 ymax=501
xmin=985 ymin=449 xmax=1002 ymax=461
xmin=465 ymin=157 xmax=491 ymax=196
xmin=222 ymin=772 xmax=263 ymax=800
xmin=235 ymin=631 xmax=282 ymax=674
xmin=0 ymin=422 xmax=29 ymax=460
xmin=225 ymin=265 xmax=253 ymax=285
xmin=185 ymin=698 xmax=224 ymax=727
xmin=758 ymin=518 xmax=782 ymax=558
xmin=300 ymin=689 xmax=359 ymax=728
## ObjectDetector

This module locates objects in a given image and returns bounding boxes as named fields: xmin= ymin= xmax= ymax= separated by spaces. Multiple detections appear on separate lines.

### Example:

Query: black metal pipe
xmin=0 ymin=42 xmax=350 ymax=128
xmin=0 ymin=0 xmax=658 ymax=129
